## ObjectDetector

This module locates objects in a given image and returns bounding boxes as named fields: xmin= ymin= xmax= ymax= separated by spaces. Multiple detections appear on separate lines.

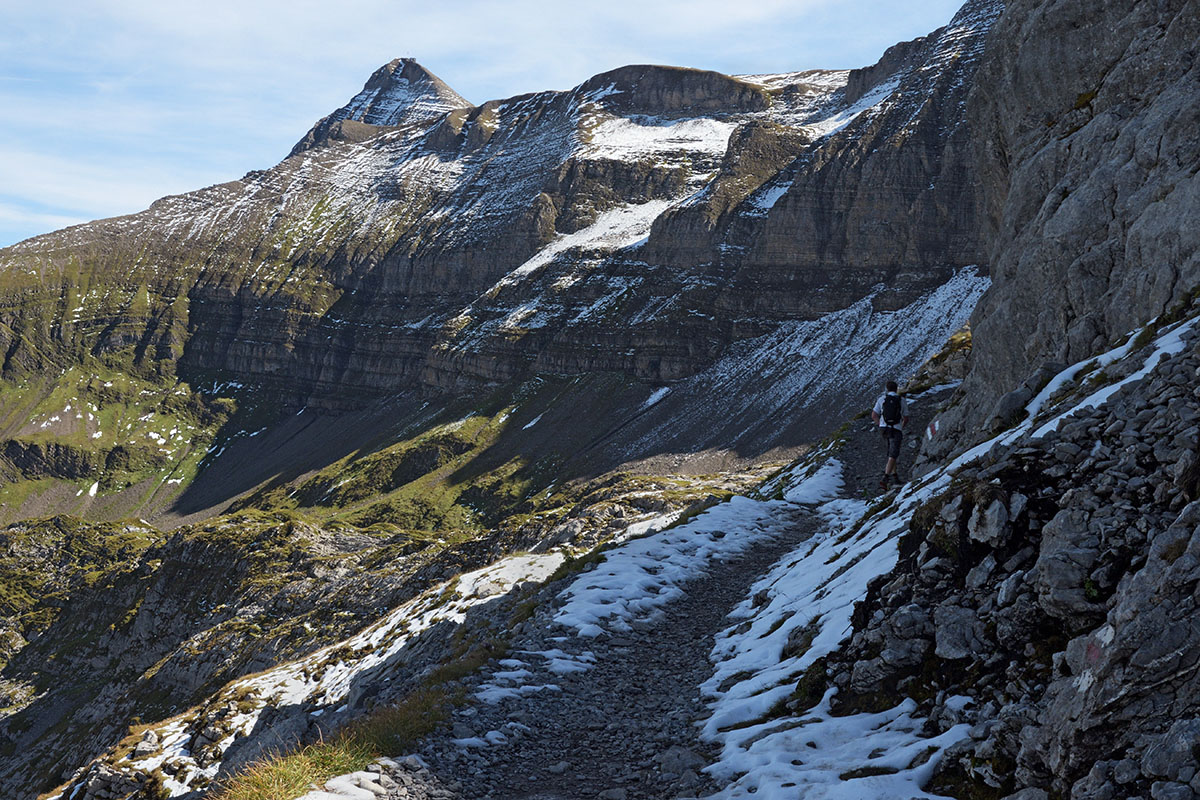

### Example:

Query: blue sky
xmin=0 ymin=0 xmax=966 ymax=247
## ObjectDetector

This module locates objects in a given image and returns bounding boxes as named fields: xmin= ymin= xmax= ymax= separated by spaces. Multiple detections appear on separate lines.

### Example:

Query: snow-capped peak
xmin=331 ymin=57 xmax=472 ymax=127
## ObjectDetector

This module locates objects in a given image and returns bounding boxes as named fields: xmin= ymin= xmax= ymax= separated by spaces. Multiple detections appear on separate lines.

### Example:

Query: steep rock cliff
xmin=925 ymin=0 xmax=1200 ymax=461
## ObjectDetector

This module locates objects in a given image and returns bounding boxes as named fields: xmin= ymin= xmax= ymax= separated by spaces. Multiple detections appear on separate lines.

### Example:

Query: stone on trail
xmin=655 ymin=745 xmax=706 ymax=774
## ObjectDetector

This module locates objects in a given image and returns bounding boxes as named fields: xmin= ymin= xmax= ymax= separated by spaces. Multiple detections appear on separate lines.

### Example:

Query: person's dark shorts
xmin=881 ymin=427 xmax=902 ymax=459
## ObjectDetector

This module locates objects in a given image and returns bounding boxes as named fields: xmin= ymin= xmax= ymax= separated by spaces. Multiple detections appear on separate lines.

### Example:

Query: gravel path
xmin=410 ymin=504 xmax=821 ymax=800
xmin=837 ymin=385 xmax=953 ymax=498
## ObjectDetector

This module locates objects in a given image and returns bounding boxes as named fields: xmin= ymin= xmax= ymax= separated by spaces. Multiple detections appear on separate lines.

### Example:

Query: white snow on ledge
xmin=582 ymin=115 xmax=739 ymax=161
xmin=554 ymin=495 xmax=794 ymax=638
xmin=939 ymin=314 xmax=1200 ymax=482
xmin=805 ymin=76 xmax=900 ymax=139
xmin=498 ymin=199 xmax=672 ymax=286
xmin=641 ymin=386 xmax=671 ymax=409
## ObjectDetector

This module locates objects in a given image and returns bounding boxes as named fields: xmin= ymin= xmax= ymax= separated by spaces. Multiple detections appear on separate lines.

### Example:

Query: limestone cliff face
xmin=927 ymin=0 xmax=1200 ymax=458
xmin=0 ymin=3 xmax=999 ymax=418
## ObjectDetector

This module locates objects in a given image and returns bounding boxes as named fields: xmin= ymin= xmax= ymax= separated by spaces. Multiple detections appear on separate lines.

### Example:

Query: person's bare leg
xmin=885 ymin=457 xmax=896 ymax=475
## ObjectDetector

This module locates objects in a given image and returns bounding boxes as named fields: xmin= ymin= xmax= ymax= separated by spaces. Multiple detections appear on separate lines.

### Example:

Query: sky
xmin=0 ymin=0 xmax=966 ymax=248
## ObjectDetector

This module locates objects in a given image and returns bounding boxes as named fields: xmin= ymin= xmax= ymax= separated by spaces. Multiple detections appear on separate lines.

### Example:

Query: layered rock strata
xmin=0 ymin=2 xmax=999 ymax=417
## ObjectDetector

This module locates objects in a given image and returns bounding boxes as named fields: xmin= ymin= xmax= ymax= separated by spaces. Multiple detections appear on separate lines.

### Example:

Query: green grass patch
xmin=213 ymin=643 xmax=497 ymax=800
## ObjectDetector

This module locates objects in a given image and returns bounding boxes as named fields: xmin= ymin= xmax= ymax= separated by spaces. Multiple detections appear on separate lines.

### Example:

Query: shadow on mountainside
xmin=162 ymin=370 xmax=931 ymax=531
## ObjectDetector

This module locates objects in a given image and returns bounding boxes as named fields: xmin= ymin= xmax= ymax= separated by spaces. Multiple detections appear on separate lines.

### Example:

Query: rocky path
xmin=837 ymin=384 xmax=954 ymax=498
xmin=406 ymin=505 xmax=821 ymax=800
xmin=288 ymin=387 xmax=952 ymax=800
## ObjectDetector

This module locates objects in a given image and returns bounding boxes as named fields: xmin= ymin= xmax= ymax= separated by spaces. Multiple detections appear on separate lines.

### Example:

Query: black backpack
xmin=882 ymin=394 xmax=902 ymax=425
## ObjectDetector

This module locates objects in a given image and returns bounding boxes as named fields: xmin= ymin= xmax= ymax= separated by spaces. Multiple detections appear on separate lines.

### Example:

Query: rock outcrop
xmin=926 ymin=0 xmax=1200 ymax=462
xmin=821 ymin=305 xmax=1200 ymax=798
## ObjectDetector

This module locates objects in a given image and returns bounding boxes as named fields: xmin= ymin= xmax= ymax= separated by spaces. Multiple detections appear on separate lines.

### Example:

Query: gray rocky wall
xmin=929 ymin=0 xmax=1200 ymax=460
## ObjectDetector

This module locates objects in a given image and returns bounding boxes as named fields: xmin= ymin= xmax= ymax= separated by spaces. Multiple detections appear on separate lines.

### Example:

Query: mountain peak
xmin=290 ymin=58 xmax=472 ymax=155
xmin=332 ymin=58 xmax=472 ymax=127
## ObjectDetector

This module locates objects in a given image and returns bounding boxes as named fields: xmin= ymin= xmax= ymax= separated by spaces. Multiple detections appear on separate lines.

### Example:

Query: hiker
xmin=871 ymin=380 xmax=909 ymax=488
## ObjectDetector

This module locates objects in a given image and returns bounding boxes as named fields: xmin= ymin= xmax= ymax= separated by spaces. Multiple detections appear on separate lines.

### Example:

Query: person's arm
xmin=872 ymin=410 xmax=881 ymax=425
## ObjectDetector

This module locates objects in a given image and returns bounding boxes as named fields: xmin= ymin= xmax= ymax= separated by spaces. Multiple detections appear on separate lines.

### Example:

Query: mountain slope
xmin=0 ymin=3 xmax=1020 ymax=797
xmin=0 ymin=0 xmax=1000 ymax=528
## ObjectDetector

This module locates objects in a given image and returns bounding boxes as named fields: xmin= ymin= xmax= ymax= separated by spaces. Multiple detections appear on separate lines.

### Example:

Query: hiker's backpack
xmin=882 ymin=394 xmax=902 ymax=425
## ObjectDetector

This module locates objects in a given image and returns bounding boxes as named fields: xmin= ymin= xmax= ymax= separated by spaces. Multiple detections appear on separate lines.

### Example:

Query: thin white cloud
xmin=0 ymin=145 xmax=225 ymax=218
xmin=0 ymin=202 xmax=88 ymax=231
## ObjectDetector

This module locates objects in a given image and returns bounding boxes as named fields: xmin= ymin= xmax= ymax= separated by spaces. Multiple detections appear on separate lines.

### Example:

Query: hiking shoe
xmin=878 ymin=477 xmax=889 ymax=490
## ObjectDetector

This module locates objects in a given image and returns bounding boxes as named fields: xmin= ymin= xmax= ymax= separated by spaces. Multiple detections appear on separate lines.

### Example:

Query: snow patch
xmin=806 ymin=76 xmax=900 ymax=138
xmin=555 ymin=496 xmax=792 ymax=636
xmin=500 ymin=199 xmax=672 ymax=286
xmin=641 ymin=387 xmax=671 ymax=409
xmin=583 ymin=116 xmax=738 ymax=161
xmin=782 ymin=458 xmax=844 ymax=505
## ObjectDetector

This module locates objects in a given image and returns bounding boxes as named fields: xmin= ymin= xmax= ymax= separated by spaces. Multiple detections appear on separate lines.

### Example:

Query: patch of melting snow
xmin=521 ymin=413 xmax=544 ymax=430
xmin=781 ymin=458 xmax=844 ymax=505
xmin=744 ymin=179 xmax=792 ymax=215
xmin=737 ymin=70 xmax=850 ymax=91
xmin=554 ymin=496 xmax=794 ymax=638
xmin=939 ymin=314 xmax=1200 ymax=480
xmin=805 ymin=76 xmax=901 ymax=138
xmin=500 ymin=199 xmax=673 ymax=286
xmin=582 ymin=115 xmax=738 ymax=160
xmin=641 ymin=386 xmax=671 ymax=409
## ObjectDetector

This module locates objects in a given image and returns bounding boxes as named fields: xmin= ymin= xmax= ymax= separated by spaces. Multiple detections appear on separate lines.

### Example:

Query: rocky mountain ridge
xmin=0 ymin=0 xmax=1000 ymax=528
xmin=8 ymin=0 xmax=1200 ymax=797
